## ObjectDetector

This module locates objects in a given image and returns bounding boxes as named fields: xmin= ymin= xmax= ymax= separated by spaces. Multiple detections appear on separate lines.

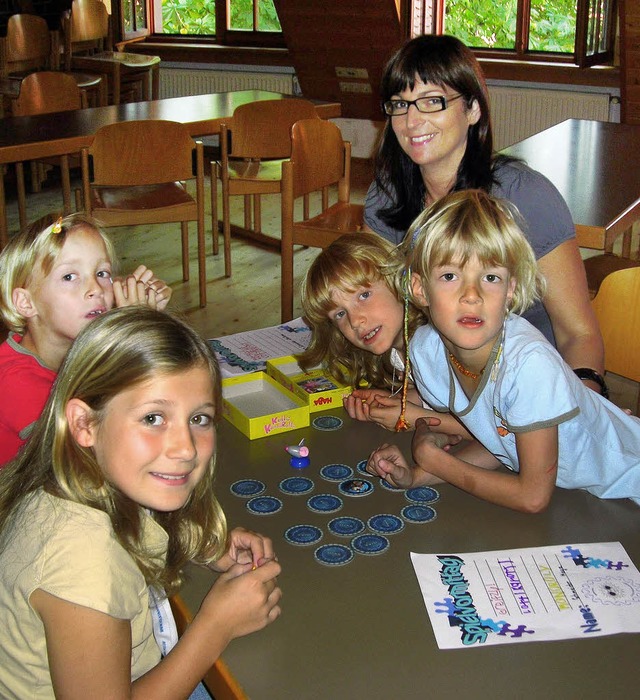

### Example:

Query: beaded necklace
xmin=448 ymin=353 xmax=483 ymax=380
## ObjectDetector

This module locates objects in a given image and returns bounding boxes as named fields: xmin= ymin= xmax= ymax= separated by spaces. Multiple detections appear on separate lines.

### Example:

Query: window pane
xmin=161 ymin=0 xmax=217 ymax=35
xmin=529 ymin=0 xmax=576 ymax=52
xmin=229 ymin=0 xmax=281 ymax=32
xmin=443 ymin=0 xmax=517 ymax=50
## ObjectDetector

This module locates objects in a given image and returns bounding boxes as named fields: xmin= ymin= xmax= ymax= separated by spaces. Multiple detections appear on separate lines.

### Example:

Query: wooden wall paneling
xmin=621 ymin=0 xmax=640 ymax=123
xmin=273 ymin=0 xmax=403 ymax=120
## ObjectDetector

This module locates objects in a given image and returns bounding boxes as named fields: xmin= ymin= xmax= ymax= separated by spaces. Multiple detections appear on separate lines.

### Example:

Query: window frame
xmin=119 ymin=0 xmax=285 ymax=48
xmin=411 ymin=0 xmax=617 ymax=67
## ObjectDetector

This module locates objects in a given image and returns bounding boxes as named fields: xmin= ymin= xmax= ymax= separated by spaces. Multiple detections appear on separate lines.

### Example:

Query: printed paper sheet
xmin=411 ymin=541 xmax=640 ymax=649
xmin=209 ymin=318 xmax=311 ymax=377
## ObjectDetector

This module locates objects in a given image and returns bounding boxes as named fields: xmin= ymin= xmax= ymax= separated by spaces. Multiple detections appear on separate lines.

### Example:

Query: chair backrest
xmin=63 ymin=0 xmax=112 ymax=70
xmin=287 ymin=118 xmax=350 ymax=201
xmin=12 ymin=71 xmax=85 ymax=116
xmin=227 ymin=98 xmax=319 ymax=159
xmin=591 ymin=266 xmax=640 ymax=384
xmin=86 ymin=119 xmax=197 ymax=186
xmin=3 ymin=14 xmax=51 ymax=74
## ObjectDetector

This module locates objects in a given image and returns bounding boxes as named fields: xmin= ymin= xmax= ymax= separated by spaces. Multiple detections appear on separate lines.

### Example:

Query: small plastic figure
xmin=285 ymin=439 xmax=310 ymax=468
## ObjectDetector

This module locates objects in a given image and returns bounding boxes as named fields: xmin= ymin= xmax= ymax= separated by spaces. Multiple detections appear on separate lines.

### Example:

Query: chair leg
xmin=243 ymin=195 xmax=252 ymax=230
xmin=211 ymin=163 xmax=220 ymax=256
xmin=181 ymin=222 xmax=189 ymax=282
xmin=60 ymin=155 xmax=71 ymax=215
xmin=222 ymin=177 xmax=232 ymax=278
xmin=253 ymin=195 xmax=262 ymax=234
xmin=16 ymin=163 xmax=27 ymax=231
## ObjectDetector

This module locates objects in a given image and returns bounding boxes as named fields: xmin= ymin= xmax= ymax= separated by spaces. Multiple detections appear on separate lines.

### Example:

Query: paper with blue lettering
xmin=411 ymin=542 xmax=640 ymax=649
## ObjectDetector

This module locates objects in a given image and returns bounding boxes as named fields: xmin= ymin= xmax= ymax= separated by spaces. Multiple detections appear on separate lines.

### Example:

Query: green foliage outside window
xmin=445 ymin=0 xmax=577 ymax=53
xmin=161 ymin=0 xmax=281 ymax=35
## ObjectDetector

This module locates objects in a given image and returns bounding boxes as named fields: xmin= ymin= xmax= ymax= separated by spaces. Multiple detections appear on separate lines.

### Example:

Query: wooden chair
xmin=79 ymin=120 xmax=209 ymax=307
xmin=583 ymin=250 xmax=640 ymax=299
xmin=12 ymin=71 xmax=87 ymax=228
xmin=280 ymin=118 xmax=364 ymax=322
xmin=0 ymin=13 xmax=104 ymax=108
xmin=591 ymin=266 xmax=640 ymax=414
xmin=212 ymin=98 xmax=320 ymax=276
xmin=62 ymin=0 xmax=159 ymax=105
xmin=169 ymin=594 xmax=248 ymax=700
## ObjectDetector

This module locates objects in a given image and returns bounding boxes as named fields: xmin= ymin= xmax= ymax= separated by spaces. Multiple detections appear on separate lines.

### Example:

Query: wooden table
xmin=181 ymin=412 xmax=640 ymax=699
xmin=502 ymin=119 xmax=640 ymax=252
xmin=0 ymin=90 xmax=341 ymax=246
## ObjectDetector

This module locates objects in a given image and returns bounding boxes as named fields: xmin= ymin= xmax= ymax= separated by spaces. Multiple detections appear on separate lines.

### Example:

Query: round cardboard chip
xmin=320 ymin=463 xmax=354 ymax=482
xmin=405 ymin=486 xmax=440 ymax=504
xmin=328 ymin=516 xmax=366 ymax=538
xmin=338 ymin=478 xmax=374 ymax=497
xmin=367 ymin=514 xmax=405 ymax=535
xmin=230 ymin=479 xmax=266 ymax=498
xmin=314 ymin=543 xmax=354 ymax=566
xmin=307 ymin=493 xmax=343 ymax=514
xmin=246 ymin=495 xmax=283 ymax=516
xmin=312 ymin=415 xmax=344 ymax=431
xmin=279 ymin=476 xmax=314 ymax=495
xmin=400 ymin=504 xmax=437 ymax=524
xmin=351 ymin=534 xmax=390 ymax=556
xmin=284 ymin=524 xmax=323 ymax=546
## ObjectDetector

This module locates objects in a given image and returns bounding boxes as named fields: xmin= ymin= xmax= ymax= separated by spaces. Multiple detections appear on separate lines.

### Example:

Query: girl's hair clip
xmin=47 ymin=217 xmax=64 ymax=235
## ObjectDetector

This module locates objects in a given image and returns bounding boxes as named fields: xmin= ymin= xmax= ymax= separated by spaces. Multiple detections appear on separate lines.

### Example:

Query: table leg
xmin=151 ymin=63 xmax=160 ymax=100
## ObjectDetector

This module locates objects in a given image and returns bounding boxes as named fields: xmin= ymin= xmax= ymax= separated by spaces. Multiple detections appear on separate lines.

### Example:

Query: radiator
xmin=160 ymin=68 xmax=295 ymax=99
xmin=488 ymin=86 xmax=612 ymax=150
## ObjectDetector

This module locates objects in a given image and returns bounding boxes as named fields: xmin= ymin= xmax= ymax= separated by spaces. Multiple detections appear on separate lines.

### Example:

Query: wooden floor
xmin=3 ymin=158 xmax=637 ymax=411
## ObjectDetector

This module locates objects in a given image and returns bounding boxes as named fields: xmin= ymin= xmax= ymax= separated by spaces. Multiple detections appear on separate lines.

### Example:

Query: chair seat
xmin=294 ymin=202 xmax=364 ymax=238
xmin=583 ymin=253 xmax=640 ymax=298
xmin=225 ymin=158 xmax=284 ymax=184
xmin=91 ymin=182 xmax=193 ymax=210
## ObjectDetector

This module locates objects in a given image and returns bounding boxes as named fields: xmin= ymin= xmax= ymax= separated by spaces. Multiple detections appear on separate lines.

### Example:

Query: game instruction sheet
xmin=209 ymin=317 xmax=311 ymax=377
xmin=411 ymin=541 xmax=640 ymax=649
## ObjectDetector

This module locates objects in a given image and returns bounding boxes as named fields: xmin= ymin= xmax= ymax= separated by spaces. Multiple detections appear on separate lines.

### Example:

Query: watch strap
xmin=573 ymin=367 xmax=609 ymax=399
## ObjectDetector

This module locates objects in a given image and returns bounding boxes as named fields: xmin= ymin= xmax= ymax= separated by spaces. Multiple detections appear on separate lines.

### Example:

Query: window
xmin=411 ymin=0 xmax=617 ymax=66
xmin=121 ymin=0 xmax=282 ymax=45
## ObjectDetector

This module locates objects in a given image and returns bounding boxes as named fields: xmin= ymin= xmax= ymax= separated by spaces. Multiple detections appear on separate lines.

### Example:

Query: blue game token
xmin=314 ymin=543 xmax=353 ymax=566
xmin=351 ymin=534 xmax=390 ymax=556
xmin=246 ymin=496 xmax=283 ymax=515
xmin=328 ymin=516 xmax=366 ymax=537
xmin=405 ymin=486 xmax=440 ymax=504
xmin=284 ymin=525 xmax=323 ymax=546
xmin=320 ymin=463 xmax=354 ymax=481
xmin=356 ymin=459 xmax=369 ymax=475
xmin=338 ymin=478 xmax=374 ymax=497
xmin=378 ymin=478 xmax=403 ymax=492
xmin=230 ymin=479 xmax=266 ymax=498
xmin=367 ymin=514 xmax=405 ymax=535
xmin=400 ymin=504 xmax=437 ymax=523
xmin=279 ymin=477 xmax=314 ymax=495
xmin=307 ymin=493 xmax=343 ymax=513
xmin=312 ymin=415 xmax=343 ymax=431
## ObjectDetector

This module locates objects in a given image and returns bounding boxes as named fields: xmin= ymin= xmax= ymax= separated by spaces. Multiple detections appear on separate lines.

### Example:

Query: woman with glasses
xmin=364 ymin=34 xmax=606 ymax=398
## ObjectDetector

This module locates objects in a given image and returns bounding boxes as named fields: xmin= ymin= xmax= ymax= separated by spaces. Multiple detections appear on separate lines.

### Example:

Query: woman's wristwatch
xmin=573 ymin=368 xmax=609 ymax=399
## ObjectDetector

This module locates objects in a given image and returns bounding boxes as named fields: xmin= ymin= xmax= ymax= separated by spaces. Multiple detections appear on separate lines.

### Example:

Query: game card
xmin=411 ymin=541 xmax=640 ymax=649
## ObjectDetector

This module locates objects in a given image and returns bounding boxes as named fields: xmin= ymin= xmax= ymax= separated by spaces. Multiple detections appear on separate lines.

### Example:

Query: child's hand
xmin=413 ymin=417 xmax=463 ymax=453
xmin=200 ymin=559 xmax=282 ymax=642
xmin=210 ymin=527 xmax=276 ymax=572
xmin=112 ymin=265 xmax=172 ymax=310
xmin=343 ymin=388 xmax=391 ymax=423
xmin=365 ymin=443 xmax=415 ymax=489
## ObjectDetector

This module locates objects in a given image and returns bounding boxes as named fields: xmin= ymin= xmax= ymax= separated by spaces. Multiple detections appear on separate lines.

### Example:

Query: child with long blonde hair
xmin=300 ymin=232 xmax=466 ymax=439
xmin=0 ymin=212 xmax=172 ymax=464
xmin=367 ymin=190 xmax=640 ymax=512
xmin=0 ymin=307 xmax=281 ymax=697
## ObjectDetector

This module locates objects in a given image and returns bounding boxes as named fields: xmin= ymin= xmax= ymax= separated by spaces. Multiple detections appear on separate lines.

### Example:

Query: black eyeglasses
xmin=383 ymin=94 xmax=464 ymax=117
